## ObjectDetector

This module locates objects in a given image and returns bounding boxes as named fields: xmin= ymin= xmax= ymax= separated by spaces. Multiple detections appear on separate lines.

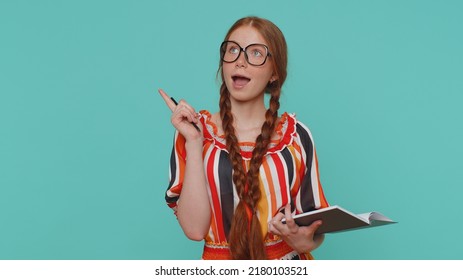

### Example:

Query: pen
xmin=170 ymin=97 xmax=201 ymax=132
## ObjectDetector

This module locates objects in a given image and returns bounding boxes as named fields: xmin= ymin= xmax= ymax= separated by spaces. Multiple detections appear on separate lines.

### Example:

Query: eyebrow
xmin=227 ymin=40 xmax=268 ymax=48
xmin=227 ymin=37 xmax=268 ymax=45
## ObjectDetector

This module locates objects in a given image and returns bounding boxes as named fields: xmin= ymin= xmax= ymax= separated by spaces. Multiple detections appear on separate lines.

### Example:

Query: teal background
xmin=1 ymin=0 xmax=462 ymax=259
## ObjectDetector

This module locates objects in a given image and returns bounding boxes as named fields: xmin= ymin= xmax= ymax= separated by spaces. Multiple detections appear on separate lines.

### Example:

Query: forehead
xmin=228 ymin=26 xmax=268 ymax=46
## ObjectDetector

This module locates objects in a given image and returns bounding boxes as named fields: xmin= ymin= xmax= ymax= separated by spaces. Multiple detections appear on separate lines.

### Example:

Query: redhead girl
xmin=159 ymin=16 xmax=329 ymax=260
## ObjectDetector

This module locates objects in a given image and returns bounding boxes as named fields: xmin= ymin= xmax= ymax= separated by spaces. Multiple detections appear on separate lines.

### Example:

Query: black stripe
xmin=218 ymin=150 xmax=234 ymax=239
xmin=165 ymin=136 xmax=179 ymax=204
xmin=280 ymin=147 xmax=295 ymax=211
xmin=296 ymin=123 xmax=315 ymax=212
xmin=280 ymin=147 xmax=294 ymax=190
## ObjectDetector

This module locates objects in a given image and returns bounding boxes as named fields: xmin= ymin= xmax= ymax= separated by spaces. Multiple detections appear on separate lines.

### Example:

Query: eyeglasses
xmin=220 ymin=40 xmax=271 ymax=66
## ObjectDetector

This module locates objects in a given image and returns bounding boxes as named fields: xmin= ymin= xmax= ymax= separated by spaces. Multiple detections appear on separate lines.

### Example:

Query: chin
xmin=230 ymin=90 xmax=265 ymax=104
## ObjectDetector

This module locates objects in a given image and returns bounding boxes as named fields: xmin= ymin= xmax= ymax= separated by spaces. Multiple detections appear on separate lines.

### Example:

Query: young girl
xmin=159 ymin=16 xmax=329 ymax=260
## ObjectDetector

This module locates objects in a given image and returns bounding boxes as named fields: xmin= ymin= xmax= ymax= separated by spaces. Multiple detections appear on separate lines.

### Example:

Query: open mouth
xmin=232 ymin=75 xmax=251 ymax=88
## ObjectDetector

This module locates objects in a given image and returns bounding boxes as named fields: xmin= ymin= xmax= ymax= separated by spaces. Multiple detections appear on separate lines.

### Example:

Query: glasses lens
xmin=245 ymin=44 xmax=268 ymax=66
xmin=221 ymin=42 xmax=240 ymax=63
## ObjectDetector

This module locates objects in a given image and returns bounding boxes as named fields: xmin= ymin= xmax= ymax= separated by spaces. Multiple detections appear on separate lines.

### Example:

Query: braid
xmin=220 ymin=84 xmax=252 ymax=259
xmin=219 ymin=83 xmax=246 ymax=197
xmin=245 ymin=89 xmax=280 ymax=259
xmin=222 ymin=79 xmax=281 ymax=259
xmin=246 ymin=91 xmax=280 ymax=203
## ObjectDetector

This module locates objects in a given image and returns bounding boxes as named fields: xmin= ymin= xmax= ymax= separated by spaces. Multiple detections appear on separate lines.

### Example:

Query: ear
xmin=270 ymin=74 xmax=278 ymax=83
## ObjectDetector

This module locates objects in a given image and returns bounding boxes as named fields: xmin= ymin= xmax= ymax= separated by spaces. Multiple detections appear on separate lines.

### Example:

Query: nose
xmin=235 ymin=50 xmax=247 ymax=68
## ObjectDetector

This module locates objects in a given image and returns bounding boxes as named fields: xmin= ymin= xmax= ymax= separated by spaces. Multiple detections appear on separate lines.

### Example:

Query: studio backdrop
xmin=1 ymin=0 xmax=462 ymax=259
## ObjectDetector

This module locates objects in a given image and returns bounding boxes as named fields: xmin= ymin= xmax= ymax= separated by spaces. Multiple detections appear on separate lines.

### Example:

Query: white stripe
xmin=311 ymin=150 xmax=321 ymax=208
xmin=298 ymin=121 xmax=321 ymax=208
xmin=292 ymin=128 xmax=306 ymax=213
xmin=275 ymin=152 xmax=291 ymax=208
xmin=167 ymin=131 xmax=181 ymax=199
xmin=212 ymin=149 xmax=222 ymax=209
xmin=296 ymin=121 xmax=322 ymax=209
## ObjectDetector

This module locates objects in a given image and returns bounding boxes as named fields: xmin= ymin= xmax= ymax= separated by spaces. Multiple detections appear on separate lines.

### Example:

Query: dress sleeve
xmin=165 ymin=130 xmax=187 ymax=214
xmin=293 ymin=121 xmax=329 ymax=214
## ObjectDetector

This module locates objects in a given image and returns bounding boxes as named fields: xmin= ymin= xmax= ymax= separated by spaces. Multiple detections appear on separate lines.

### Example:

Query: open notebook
xmin=283 ymin=205 xmax=396 ymax=234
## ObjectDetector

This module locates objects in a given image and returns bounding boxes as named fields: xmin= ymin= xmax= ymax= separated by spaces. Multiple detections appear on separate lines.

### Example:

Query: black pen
xmin=170 ymin=97 xmax=201 ymax=132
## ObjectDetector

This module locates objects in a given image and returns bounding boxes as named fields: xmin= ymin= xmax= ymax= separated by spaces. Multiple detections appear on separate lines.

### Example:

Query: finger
xmin=269 ymin=219 xmax=285 ymax=235
xmin=177 ymin=100 xmax=199 ymax=123
xmin=307 ymin=220 xmax=323 ymax=236
xmin=270 ymin=208 xmax=287 ymax=234
xmin=273 ymin=211 xmax=285 ymax=222
xmin=271 ymin=218 xmax=288 ymax=234
xmin=158 ymin=88 xmax=177 ymax=112
xmin=283 ymin=204 xmax=298 ymax=232
xmin=268 ymin=221 xmax=283 ymax=236
xmin=174 ymin=107 xmax=197 ymax=124
xmin=177 ymin=99 xmax=196 ymax=113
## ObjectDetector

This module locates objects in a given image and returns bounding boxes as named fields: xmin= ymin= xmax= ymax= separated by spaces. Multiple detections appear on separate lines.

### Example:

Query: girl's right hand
xmin=158 ymin=89 xmax=203 ymax=143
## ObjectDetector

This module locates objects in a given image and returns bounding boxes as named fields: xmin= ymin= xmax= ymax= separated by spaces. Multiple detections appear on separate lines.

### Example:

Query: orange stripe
xmin=208 ymin=206 xmax=219 ymax=242
xmin=291 ymin=140 xmax=306 ymax=180
xmin=175 ymin=132 xmax=187 ymax=161
xmin=202 ymin=240 xmax=296 ymax=260
xmin=202 ymin=143 xmax=220 ymax=241
xmin=262 ymin=159 xmax=277 ymax=216
xmin=257 ymin=174 xmax=269 ymax=233
xmin=287 ymin=146 xmax=300 ymax=199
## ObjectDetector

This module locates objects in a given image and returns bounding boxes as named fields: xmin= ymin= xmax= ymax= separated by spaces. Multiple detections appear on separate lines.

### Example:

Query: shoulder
xmin=280 ymin=113 xmax=314 ymax=137
xmin=284 ymin=113 xmax=316 ymax=149
xmin=199 ymin=110 xmax=224 ymax=138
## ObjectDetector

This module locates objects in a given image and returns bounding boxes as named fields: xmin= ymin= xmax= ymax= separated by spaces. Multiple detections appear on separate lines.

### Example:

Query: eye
xmin=251 ymin=49 xmax=263 ymax=57
xmin=229 ymin=46 xmax=240 ymax=54
xmin=248 ymin=46 xmax=266 ymax=57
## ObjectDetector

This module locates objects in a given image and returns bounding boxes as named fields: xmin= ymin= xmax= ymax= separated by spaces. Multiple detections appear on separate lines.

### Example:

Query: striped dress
xmin=165 ymin=110 xmax=329 ymax=260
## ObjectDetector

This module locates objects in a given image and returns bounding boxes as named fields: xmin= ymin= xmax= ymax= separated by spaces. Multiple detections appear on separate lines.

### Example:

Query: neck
xmin=230 ymin=97 xmax=267 ymax=130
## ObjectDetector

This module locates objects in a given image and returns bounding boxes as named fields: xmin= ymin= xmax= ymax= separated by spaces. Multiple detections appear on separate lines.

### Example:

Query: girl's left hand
xmin=268 ymin=204 xmax=325 ymax=254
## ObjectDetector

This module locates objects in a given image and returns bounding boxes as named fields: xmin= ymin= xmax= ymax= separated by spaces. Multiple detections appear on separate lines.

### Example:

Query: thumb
xmin=307 ymin=220 xmax=323 ymax=235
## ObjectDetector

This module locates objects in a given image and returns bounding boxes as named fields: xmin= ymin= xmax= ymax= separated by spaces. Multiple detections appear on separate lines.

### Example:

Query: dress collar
xmin=199 ymin=110 xmax=297 ymax=160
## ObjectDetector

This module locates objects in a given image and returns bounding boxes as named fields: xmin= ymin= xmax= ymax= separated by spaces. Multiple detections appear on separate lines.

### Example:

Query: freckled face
xmin=222 ymin=26 xmax=276 ymax=103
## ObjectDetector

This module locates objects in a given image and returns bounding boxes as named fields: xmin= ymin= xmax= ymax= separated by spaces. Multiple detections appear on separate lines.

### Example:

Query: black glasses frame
xmin=220 ymin=40 xmax=272 ymax=66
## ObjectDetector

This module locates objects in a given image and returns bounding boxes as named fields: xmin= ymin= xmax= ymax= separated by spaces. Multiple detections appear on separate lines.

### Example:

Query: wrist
xmin=185 ymin=138 xmax=203 ymax=152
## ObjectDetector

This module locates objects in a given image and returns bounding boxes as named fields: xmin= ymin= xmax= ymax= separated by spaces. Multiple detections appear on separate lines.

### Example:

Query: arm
xmin=160 ymin=89 xmax=211 ymax=241
xmin=177 ymin=138 xmax=211 ymax=240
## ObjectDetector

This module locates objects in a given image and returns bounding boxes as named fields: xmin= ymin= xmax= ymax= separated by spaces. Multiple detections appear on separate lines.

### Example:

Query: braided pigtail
xmin=245 ymin=88 xmax=280 ymax=259
xmin=219 ymin=84 xmax=254 ymax=259
xmin=223 ymin=82 xmax=281 ymax=259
